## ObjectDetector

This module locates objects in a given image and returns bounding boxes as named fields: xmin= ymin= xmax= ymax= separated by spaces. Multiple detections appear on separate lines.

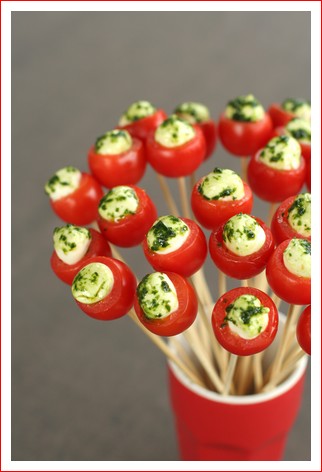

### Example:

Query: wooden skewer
xmin=267 ymin=202 xmax=277 ymax=226
xmin=236 ymin=355 xmax=253 ymax=395
xmin=223 ymin=354 xmax=238 ymax=395
xmin=241 ymin=279 xmax=248 ymax=288
xmin=156 ymin=174 xmax=180 ymax=216
xmin=253 ymin=352 xmax=264 ymax=393
xmin=271 ymin=293 xmax=282 ymax=311
xmin=263 ymin=350 xmax=307 ymax=392
xmin=218 ymin=270 xmax=227 ymax=297
xmin=241 ymin=156 xmax=248 ymax=182
xmin=178 ymin=176 xmax=192 ymax=219
xmin=190 ymin=172 xmax=197 ymax=190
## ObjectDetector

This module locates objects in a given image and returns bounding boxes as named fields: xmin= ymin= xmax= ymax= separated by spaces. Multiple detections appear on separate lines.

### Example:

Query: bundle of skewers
xmin=45 ymin=96 xmax=311 ymax=396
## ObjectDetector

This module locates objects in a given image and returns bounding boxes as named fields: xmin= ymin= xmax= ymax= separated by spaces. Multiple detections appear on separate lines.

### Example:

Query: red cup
xmin=168 ymin=318 xmax=307 ymax=461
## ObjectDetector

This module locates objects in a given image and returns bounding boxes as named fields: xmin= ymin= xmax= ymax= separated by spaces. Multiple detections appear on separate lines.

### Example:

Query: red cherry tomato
xmin=119 ymin=109 xmax=167 ymax=142
xmin=268 ymin=103 xmax=297 ymax=128
xmin=88 ymin=137 xmax=146 ymax=189
xmin=73 ymin=256 xmax=136 ymax=321
xmin=271 ymin=195 xmax=311 ymax=245
xmin=266 ymin=239 xmax=311 ymax=305
xmin=143 ymin=218 xmax=207 ymax=277
xmin=51 ymin=228 xmax=112 ymax=285
xmin=146 ymin=125 xmax=206 ymax=177
xmin=306 ymin=157 xmax=311 ymax=191
xmin=209 ymin=217 xmax=274 ymax=280
xmin=50 ymin=173 xmax=103 ymax=225
xmin=296 ymin=305 xmax=311 ymax=355
xmin=134 ymin=272 xmax=198 ymax=336
xmin=191 ymin=178 xmax=253 ymax=231
xmin=218 ymin=112 xmax=273 ymax=156
xmin=212 ymin=287 xmax=279 ymax=356
xmin=97 ymin=186 xmax=158 ymax=247
xmin=247 ymin=149 xmax=306 ymax=203
xmin=199 ymin=119 xmax=217 ymax=159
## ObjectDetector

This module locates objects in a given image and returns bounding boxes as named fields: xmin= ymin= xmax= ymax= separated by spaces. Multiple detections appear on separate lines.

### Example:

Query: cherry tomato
xmin=50 ymin=173 xmax=103 ymax=225
xmin=97 ymin=186 xmax=158 ymax=247
xmin=88 ymin=137 xmax=146 ymax=189
xmin=209 ymin=216 xmax=274 ymax=280
xmin=212 ymin=287 xmax=278 ymax=356
xmin=271 ymin=195 xmax=311 ymax=245
xmin=273 ymin=126 xmax=311 ymax=167
xmin=266 ymin=239 xmax=311 ymax=305
xmin=191 ymin=178 xmax=253 ymax=231
xmin=306 ymin=157 xmax=311 ymax=191
xmin=146 ymin=125 xmax=206 ymax=177
xmin=143 ymin=217 xmax=207 ymax=277
xmin=268 ymin=103 xmax=299 ymax=128
xmin=199 ymin=119 xmax=217 ymax=159
xmin=51 ymin=228 xmax=112 ymax=285
xmin=119 ymin=109 xmax=167 ymax=142
xmin=296 ymin=305 xmax=311 ymax=355
xmin=72 ymin=256 xmax=136 ymax=321
xmin=247 ymin=149 xmax=306 ymax=203
xmin=218 ymin=112 xmax=273 ymax=156
xmin=134 ymin=272 xmax=198 ymax=336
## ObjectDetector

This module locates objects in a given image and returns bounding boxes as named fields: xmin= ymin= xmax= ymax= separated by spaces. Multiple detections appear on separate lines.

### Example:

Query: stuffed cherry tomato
xmin=191 ymin=168 xmax=253 ymax=230
xmin=306 ymin=157 xmax=311 ymax=191
xmin=273 ymin=117 xmax=311 ymax=171
xmin=248 ymin=135 xmax=306 ymax=203
xmin=218 ymin=94 xmax=273 ymax=156
xmin=88 ymin=129 xmax=146 ymax=188
xmin=212 ymin=287 xmax=278 ymax=356
xmin=50 ymin=225 xmax=112 ymax=285
xmin=118 ymin=100 xmax=167 ymax=142
xmin=271 ymin=193 xmax=311 ymax=245
xmin=97 ymin=185 xmax=157 ymax=247
xmin=174 ymin=102 xmax=217 ymax=159
xmin=146 ymin=115 xmax=206 ymax=177
xmin=268 ymin=98 xmax=311 ymax=128
xmin=134 ymin=271 xmax=198 ymax=336
xmin=296 ymin=305 xmax=311 ymax=355
xmin=45 ymin=166 xmax=103 ymax=225
xmin=143 ymin=215 xmax=207 ymax=277
xmin=266 ymin=238 xmax=311 ymax=305
xmin=71 ymin=256 xmax=136 ymax=321
xmin=209 ymin=213 xmax=274 ymax=280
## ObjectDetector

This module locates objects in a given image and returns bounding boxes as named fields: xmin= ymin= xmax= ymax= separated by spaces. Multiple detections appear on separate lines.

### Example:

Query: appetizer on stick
xmin=97 ymin=185 xmax=157 ymax=247
xmin=191 ymin=167 xmax=253 ymax=230
xmin=268 ymin=98 xmax=311 ymax=128
xmin=51 ymin=225 xmax=112 ymax=285
xmin=212 ymin=287 xmax=279 ymax=356
xmin=247 ymin=135 xmax=306 ymax=202
xmin=88 ymin=129 xmax=146 ymax=188
xmin=134 ymin=271 xmax=198 ymax=336
xmin=266 ymin=238 xmax=311 ymax=305
xmin=71 ymin=256 xmax=136 ymax=321
xmin=209 ymin=213 xmax=274 ymax=280
xmin=143 ymin=215 xmax=207 ymax=277
xmin=146 ymin=115 xmax=206 ymax=177
xmin=174 ymin=101 xmax=217 ymax=159
xmin=45 ymin=166 xmax=103 ymax=225
xmin=296 ymin=305 xmax=311 ymax=356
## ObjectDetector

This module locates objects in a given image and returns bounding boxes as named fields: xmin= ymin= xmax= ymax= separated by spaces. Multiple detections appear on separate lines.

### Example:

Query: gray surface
xmin=12 ymin=12 xmax=311 ymax=461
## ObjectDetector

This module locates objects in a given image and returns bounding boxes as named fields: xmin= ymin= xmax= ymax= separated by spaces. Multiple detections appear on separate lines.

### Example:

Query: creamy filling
xmin=198 ymin=168 xmax=245 ymax=201
xmin=174 ymin=102 xmax=210 ymax=124
xmin=119 ymin=100 xmax=156 ymax=126
xmin=53 ymin=224 xmax=91 ymax=265
xmin=222 ymin=213 xmax=266 ymax=256
xmin=283 ymin=238 xmax=311 ymax=278
xmin=147 ymin=215 xmax=190 ymax=254
xmin=287 ymin=193 xmax=311 ymax=237
xmin=259 ymin=135 xmax=301 ymax=170
xmin=154 ymin=115 xmax=195 ymax=148
xmin=99 ymin=186 xmax=139 ymax=222
xmin=45 ymin=166 xmax=81 ymax=201
xmin=95 ymin=129 xmax=132 ymax=155
xmin=72 ymin=262 xmax=114 ymax=304
xmin=137 ymin=272 xmax=178 ymax=320
xmin=224 ymin=294 xmax=269 ymax=339
xmin=225 ymin=94 xmax=265 ymax=122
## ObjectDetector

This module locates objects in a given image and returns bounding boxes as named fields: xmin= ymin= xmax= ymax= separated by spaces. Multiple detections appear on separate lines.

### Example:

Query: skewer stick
xmin=267 ymin=202 xmax=277 ymax=226
xmin=178 ymin=176 xmax=192 ymax=219
xmin=156 ymin=174 xmax=180 ymax=216
xmin=218 ymin=270 xmax=227 ymax=297
xmin=241 ymin=157 xmax=248 ymax=182
xmin=236 ymin=356 xmax=252 ymax=395
xmin=190 ymin=172 xmax=197 ymax=190
xmin=241 ymin=279 xmax=248 ymax=288
xmin=253 ymin=352 xmax=264 ymax=392
xmin=223 ymin=354 xmax=238 ymax=395
xmin=271 ymin=293 xmax=282 ymax=311
xmin=263 ymin=350 xmax=306 ymax=392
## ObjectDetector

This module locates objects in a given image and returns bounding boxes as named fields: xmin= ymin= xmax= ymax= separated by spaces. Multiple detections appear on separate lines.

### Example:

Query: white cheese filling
xmin=137 ymin=272 xmax=179 ymax=320
xmin=287 ymin=193 xmax=311 ymax=237
xmin=225 ymin=94 xmax=265 ymax=122
xmin=147 ymin=215 xmax=190 ymax=255
xmin=283 ymin=238 xmax=311 ymax=278
xmin=154 ymin=116 xmax=195 ymax=148
xmin=175 ymin=102 xmax=210 ymax=124
xmin=99 ymin=186 xmax=139 ymax=222
xmin=119 ymin=100 xmax=156 ymax=126
xmin=72 ymin=262 xmax=114 ymax=304
xmin=45 ymin=166 xmax=81 ymax=201
xmin=285 ymin=118 xmax=311 ymax=144
xmin=222 ymin=213 xmax=266 ymax=256
xmin=198 ymin=168 xmax=245 ymax=201
xmin=281 ymin=99 xmax=311 ymax=122
xmin=259 ymin=135 xmax=301 ymax=170
xmin=95 ymin=129 xmax=132 ymax=155
xmin=53 ymin=224 xmax=91 ymax=265
xmin=225 ymin=294 xmax=269 ymax=340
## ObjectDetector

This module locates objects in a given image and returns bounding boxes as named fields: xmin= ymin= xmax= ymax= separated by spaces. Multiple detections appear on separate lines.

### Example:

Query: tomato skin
xmin=247 ymin=149 xmax=306 ymax=203
xmin=199 ymin=120 xmax=217 ymax=159
xmin=212 ymin=287 xmax=279 ymax=356
xmin=218 ymin=112 xmax=273 ymax=156
xmin=88 ymin=137 xmax=146 ymax=189
xmin=146 ymin=125 xmax=206 ymax=177
xmin=296 ymin=305 xmax=311 ymax=355
xmin=209 ymin=217 xmax=274 ymax=280
xmin=50 ymin=173 xmax=104 ymax=225
xmin=306 ymin=157 xmax=311 ymax=191
xmin=143 ymin=218 xmax=207 ymax=277
xmin=73 ymin=256 xmax=136 ymax=321
xmin=271 ymin=196 xmax=311 ymax=245
xmin=268 ymin=103 xmax=296 ymax=128
xmin=97 ymin=186 xmax=158 ymax=247
xmin=51 ymin=229 xmax=112 ymax=285
xmin=119 ymin=109 xmax=167 ymax=142
xmin=266 ymin=239 xmax=311 ymax=305
xmin=134 ymin=272 xmax=198 ymax=336
xmin=191 ymin=178 xmax=253 ymax=231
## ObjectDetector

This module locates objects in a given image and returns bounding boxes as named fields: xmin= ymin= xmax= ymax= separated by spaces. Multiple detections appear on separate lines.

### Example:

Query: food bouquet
xmin=45 ymin=96 xmax=311 ymax=461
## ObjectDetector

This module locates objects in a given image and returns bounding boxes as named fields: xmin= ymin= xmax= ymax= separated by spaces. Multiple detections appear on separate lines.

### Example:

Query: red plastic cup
xmin=168 ymin=318 xmax=307 ymax=461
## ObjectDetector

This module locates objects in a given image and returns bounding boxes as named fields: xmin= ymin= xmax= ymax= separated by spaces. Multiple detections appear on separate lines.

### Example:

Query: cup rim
xmin=168 ymin=312 xmax=308 ymax=405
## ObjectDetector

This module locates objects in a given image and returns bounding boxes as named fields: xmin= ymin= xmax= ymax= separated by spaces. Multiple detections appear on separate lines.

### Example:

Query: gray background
xmin=12 ymin=12 xmax=311 ymax=461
